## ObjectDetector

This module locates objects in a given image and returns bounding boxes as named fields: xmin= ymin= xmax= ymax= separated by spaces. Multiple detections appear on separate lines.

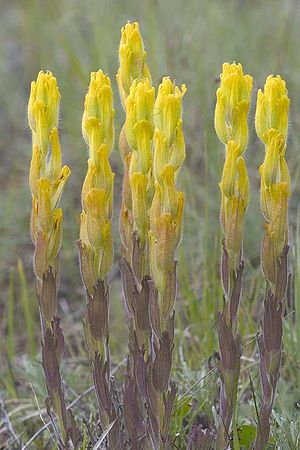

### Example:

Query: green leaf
xmin=237 ymin=424 xmax=256 ymax=446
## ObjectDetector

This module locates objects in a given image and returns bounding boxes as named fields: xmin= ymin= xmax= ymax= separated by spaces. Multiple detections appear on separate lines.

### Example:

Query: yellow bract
xmin=116 ymin=21 xmax=151 ymax=106
xmin=255 ymin=75 xmax=289 ymax=144
xmin=215 ymin=62 xmax=252 ymax=153
xmin=125 ymin=78 xmax=155 ymax=175
xmin=153 ymin=77 xmax=186 ymax=180
xmin=130 ymin=172 xmax=149 ymax=238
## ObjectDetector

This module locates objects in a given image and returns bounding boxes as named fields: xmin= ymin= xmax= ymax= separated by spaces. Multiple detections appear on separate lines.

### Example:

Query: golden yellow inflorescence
xmin=28 ymin=71 xmax=71 ymax=280
xmin=80 ymin=70 xmax=115 ymax=284
xmin=126 ymin=78 xmax=155 ymax=243
xmin=215 ymin=62 xmax=253 ymax=271
xmin=149 ymin=77 xmax=186 ymax=317
xmin=255 ymin=75 xmax=290 ymax=287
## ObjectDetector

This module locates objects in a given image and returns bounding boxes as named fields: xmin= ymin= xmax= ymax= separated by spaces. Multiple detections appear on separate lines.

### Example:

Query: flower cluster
xmin=28 ymin=71 xmax=76 ymax=447
xmin=255 ymin=75 xmax=290 ymax=287
xmin=80 ymin=70 xmax=115 ymax=287
xmin=126 ymin=78 xmax=155 ymax=243
xmin=149 ymin=77 xmax=186 ymax=318
xmin=28 ymin=71 xmax=70 ymax=302
xmin=215 ymin=63 xmax=253 ymax=271
xmin=117 ymin=22 xmax=152 ymax=266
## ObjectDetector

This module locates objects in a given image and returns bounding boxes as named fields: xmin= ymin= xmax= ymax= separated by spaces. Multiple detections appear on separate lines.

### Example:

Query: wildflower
xmin=28 ymin=72 xmax=70 ymax=276
xmin=254 ymin=74 xmax=290 ymax=450
xmin=150 ymin=79 xmax=186 ymax=312
xmin=80 ymin=70 xmax=115 ymax=281
xmin=214 ymin=63 xmax=252 ymax=449
xmin=28 ymin=71 xmax=74 ymax=447
xmin=256 ymin=76 xmax=290 ymax=287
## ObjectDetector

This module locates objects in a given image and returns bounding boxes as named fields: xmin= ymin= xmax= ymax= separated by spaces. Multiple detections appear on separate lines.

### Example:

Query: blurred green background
xmin=1 ymin=0 xmax=300 ymax=447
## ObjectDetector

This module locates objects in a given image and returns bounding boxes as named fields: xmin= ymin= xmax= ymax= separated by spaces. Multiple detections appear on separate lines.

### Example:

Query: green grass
xmin=0 ymin=0 xmax=300 ymax=448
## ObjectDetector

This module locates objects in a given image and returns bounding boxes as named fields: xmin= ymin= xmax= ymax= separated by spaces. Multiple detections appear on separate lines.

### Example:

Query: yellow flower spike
xmin=48 ymin=128 xmax=62 ymax=182
xmin=130 ymin=172 xmax=148 ymax=240
xmin=50 ymin=165 xmax=71 ymax=210
xmin=255 ymin=75 xmax=290 ymax=143
xmin=37 ymin=178 xmax=53 ymax=234
xmin=29 ymin=145 xmax=41 ymax=199
xmin=84 ymin=188 xmax=107 ymax=251
xmin=149 ymin=75 xmax=186 ymax=305
xmin=80 ymin=70 xmax=115 ymax=279
xmin=116 ymin=22 xmax=151 ymax=105
xmin=215 ymin=62 xmax=252 ymax=152
xmin=154 ymin=77 xmax=187 ymax=147
xmin=28 ymin=71 xmax=60 ymax=154
xmin=82 ymin=70 xmax=115 ymax=160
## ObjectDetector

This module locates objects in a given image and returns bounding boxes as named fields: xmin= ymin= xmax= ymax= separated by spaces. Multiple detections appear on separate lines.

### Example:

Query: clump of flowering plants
xmin=25 ymin=21 xmax=294 ymax=450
